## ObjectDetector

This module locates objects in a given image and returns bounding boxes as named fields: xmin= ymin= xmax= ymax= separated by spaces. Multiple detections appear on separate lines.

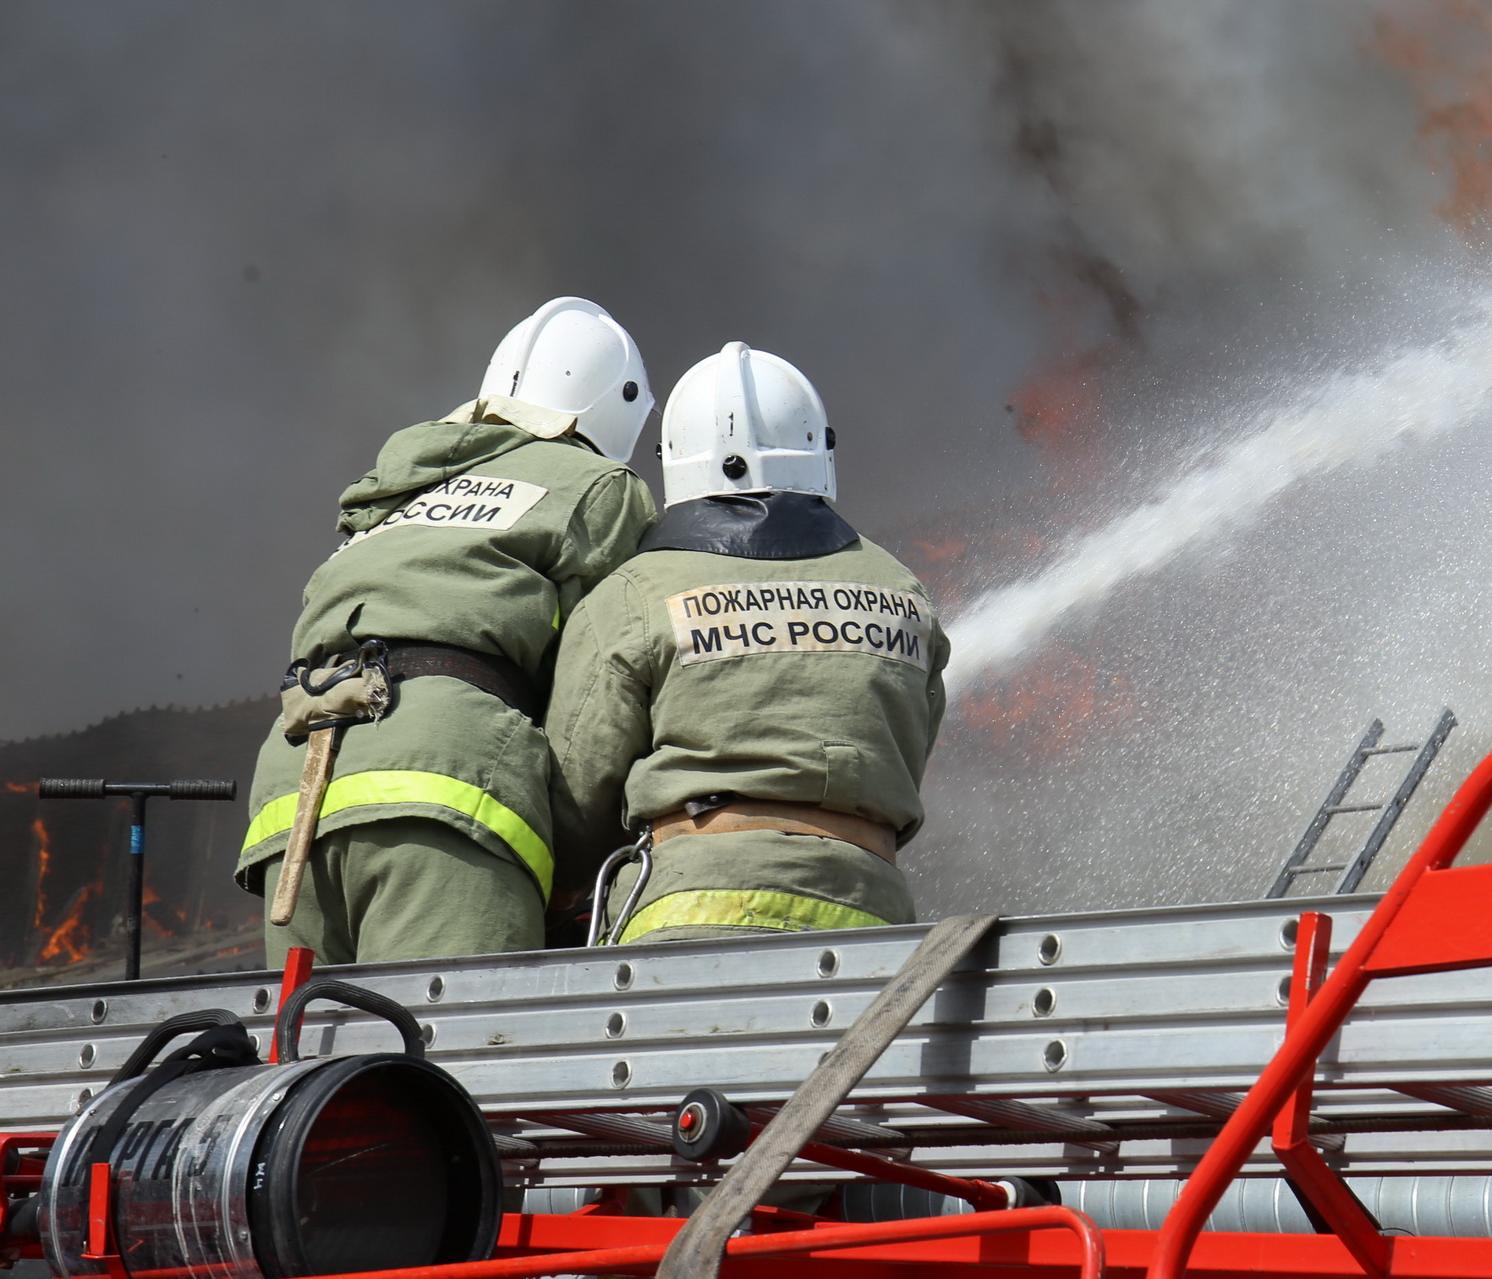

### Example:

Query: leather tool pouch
xmin=280 ymin=642 xmax=392 ymax=741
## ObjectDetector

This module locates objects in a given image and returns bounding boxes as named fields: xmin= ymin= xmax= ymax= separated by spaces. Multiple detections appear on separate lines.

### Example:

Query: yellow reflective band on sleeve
xmin=241 ymin=770 xmax=552 ymax=900
xmin=551 ymin=602 xmax=562 ymax=630
xmin=618 ymin=889 xmax=889 ymax=943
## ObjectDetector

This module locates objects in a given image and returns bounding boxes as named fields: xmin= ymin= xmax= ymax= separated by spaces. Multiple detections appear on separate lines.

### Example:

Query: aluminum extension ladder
xmin=4 ymin=894 xmax=1492 ymax=1185
xmin=1264 ymin=708 xmax=1456 ymax=898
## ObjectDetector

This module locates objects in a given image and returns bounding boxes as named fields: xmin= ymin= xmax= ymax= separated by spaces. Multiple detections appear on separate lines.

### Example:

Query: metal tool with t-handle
xmin=37 ymin=777 xmax=237 ymax=979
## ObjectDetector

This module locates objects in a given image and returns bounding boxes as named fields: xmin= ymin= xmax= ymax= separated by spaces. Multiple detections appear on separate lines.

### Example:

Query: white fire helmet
xmin=660 ymin=341 xmax=836 ymax=508
xmin=477 ymin=297 xmax=653 ymax=462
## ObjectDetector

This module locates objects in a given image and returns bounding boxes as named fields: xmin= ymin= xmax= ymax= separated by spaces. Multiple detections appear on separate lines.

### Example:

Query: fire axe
xmin=36 ymin=778 xmax=237 ymax=980
xmin=268 ymin=726 xmax=338 ymax=928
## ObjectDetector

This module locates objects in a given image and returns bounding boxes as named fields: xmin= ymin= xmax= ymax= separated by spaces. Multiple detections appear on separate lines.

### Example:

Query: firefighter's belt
xmin=384 ymin=641 xmax=543 ymax=722
xmin=651 ymin=801 xmax=897 ymax=864
xmin=281 ymin=642 xmax=540 ymax=740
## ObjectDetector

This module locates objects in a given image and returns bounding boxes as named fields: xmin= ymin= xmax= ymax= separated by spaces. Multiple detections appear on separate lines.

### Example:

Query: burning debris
xmin=16 ymin=806 xmax=101 ymax=969
xmin=37 ymin=882 xmax=95 ymax=966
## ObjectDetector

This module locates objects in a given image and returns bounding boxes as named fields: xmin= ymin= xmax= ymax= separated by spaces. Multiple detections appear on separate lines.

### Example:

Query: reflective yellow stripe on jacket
xmin=241 ymin=769 xmax=553 ymax=901
xmin=618 ymin=889 xmax=888 ymax=943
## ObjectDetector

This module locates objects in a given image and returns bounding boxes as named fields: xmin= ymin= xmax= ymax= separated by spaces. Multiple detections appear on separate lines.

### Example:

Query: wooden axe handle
xmin=270 ymin=726 xmax=339 ymax=927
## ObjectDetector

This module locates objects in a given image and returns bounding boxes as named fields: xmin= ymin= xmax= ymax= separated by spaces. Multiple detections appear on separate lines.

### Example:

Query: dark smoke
xmin=0 ymin=0 xmax=1036 ymax=740
xmin=4 ymin=0 xmax=1491 ymax=950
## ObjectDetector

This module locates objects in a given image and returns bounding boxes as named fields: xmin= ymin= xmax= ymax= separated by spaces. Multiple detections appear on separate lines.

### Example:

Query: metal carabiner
xmin=587 ymin=829 xmax=654 ymax=947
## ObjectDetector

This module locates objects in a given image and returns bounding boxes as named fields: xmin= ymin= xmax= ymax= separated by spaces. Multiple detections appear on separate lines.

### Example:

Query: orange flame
xmin=29 ymin=818 xmax=52 ymax=934
xmin=4 ymin=781 xmax=31 ymax=794
xmin=28 ymin=814 xmax=98 ymax=967
xmin=912 ymin=536 xmax=970 ymax=566
xmin=958 ymin=644 xmax=1137 ymax=760
xmin=1375 ymin=1 xmax=1492 ymax=235
xmin=1007 ymin=256 xmax=1140 ymax=498
xmin=1010 ymin=346 xmax=1105 ymax=463
xmin=142 ymin=884 xmax=185 ymax=939
xmin=38 ymin=886 xmax=96 ymax=965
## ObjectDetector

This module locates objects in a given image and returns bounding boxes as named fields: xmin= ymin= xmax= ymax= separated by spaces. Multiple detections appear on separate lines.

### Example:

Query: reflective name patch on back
xmin=665 ymin=581 xmax=931 ymax=670
xmin=334 ymin=475 xmax=549 ymax=555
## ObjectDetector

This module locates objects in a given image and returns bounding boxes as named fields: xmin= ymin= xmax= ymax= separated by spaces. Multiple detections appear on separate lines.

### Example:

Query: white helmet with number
xmin=660 ymin=341 xmax=835 ymax=508
xmin=477 ymin=297 xmax=653 ymax=462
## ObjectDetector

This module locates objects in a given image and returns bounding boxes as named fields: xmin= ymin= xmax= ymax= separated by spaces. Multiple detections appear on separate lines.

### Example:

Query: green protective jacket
xmin=544 ymin=493 xmax=949 ymax=940
xmin=237 ymin=402 xmax=657 ymax=903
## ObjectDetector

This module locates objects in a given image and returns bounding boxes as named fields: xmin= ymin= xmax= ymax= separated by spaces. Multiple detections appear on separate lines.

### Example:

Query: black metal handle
xmin=109 ymin=1009 xmax=246 ymax=1083
xmin=37 ymin=778 xmax=236 ymax=801
xmin=168 ymin=779 xmax=237 ymax=801
xmin=37 ymin=778 xmax=105 ymax=799
xmin=274 ymin=977 xmax=426 ymax=1063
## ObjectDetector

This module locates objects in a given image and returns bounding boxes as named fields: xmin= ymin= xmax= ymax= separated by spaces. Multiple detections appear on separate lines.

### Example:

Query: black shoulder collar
xmin=638 ymin=493 xmax=860 ymax=560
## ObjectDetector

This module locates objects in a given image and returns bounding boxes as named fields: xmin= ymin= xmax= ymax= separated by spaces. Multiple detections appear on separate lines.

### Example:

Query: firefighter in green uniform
xmin=545 ymin=341 xmax=948 ymax=943
xmin=237 ymin=297 xmax=657 ymax=965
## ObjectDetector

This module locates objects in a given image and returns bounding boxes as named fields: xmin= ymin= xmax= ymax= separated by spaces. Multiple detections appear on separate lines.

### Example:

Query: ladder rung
xmin=1287 ymin=864 xmax=1347 ymax=875
xmin=1322 ymin=802 xmax=1383 ymax=814
xmin=1363 ymin=743 xmax=1419 ymax=755
xmin=1397 ymin=1083 xmax=1492 ymax=1116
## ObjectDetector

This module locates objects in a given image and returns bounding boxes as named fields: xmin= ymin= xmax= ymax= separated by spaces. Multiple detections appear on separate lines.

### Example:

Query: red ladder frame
xmin=1148 ymin=748 xmax=1492 ymax=1278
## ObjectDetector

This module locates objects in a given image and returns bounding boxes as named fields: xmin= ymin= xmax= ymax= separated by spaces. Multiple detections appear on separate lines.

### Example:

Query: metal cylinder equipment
xmin=37 ymin=979 xmax=501 ymax=1279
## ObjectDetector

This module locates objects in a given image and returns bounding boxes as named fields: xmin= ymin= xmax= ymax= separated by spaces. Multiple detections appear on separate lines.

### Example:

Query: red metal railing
xmin=789 ymin=1136 xmax=1008 ymax=1212
xmin=311 ymin=1206 xmax=1106 ymax=1279
xmin=266 ymin=943 xmax=316 ymax=1064
xmin=0 ymin=1132 xmax=54 ymax=1262
xmin=1148 ymin=749 xmax=1492 ymax=1279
